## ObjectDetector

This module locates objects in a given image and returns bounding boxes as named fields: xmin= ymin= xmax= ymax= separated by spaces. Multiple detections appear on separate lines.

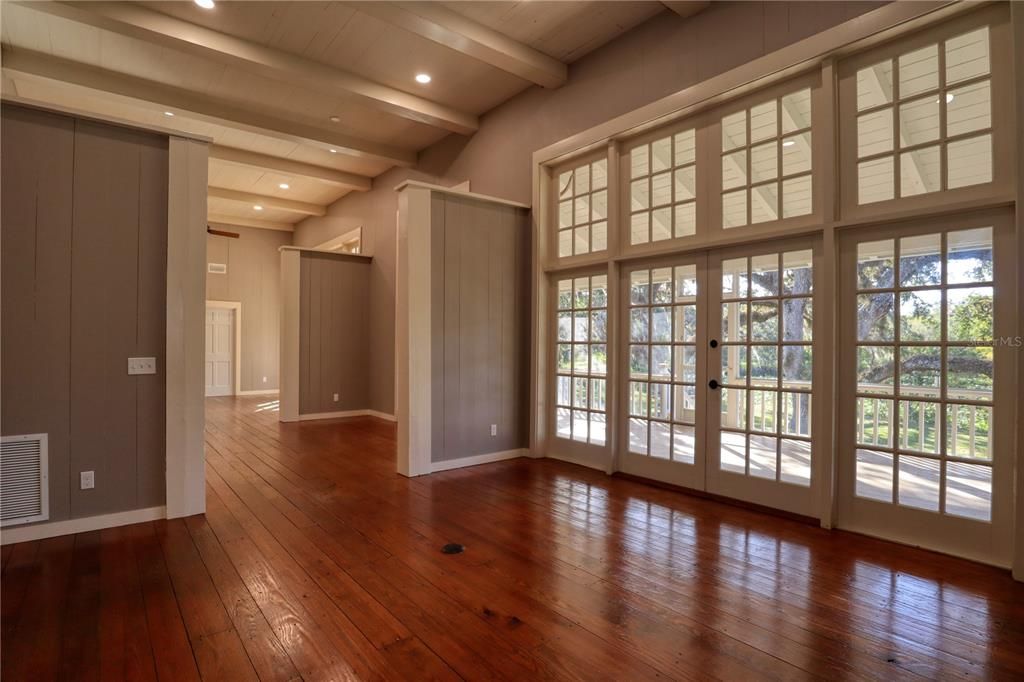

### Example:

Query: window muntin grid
xmin=720 ymin=89 xmax=813 ymax=229
xmin=555 ymin=275 xmax=608 ymax=445
xmin=855 ymin=26 xmax=992 ymax=205
xmin=718 ymin=250 xmax=813 ymax=486
xmin=626 ymin=264 xmax=699 ymax=462
xmin=853 ymin=227 xmax=994 ymax=521
xmin=557 ymin=159 xmax=609 ymax=258
xmin=628 ymin=129 xmax=697 ymax=246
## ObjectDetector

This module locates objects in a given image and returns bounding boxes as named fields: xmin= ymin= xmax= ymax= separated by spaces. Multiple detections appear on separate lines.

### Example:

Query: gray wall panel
xmin=1 ymin=105 xmax=168 ymax=522
xmin=432 ymin=195 xmax=530 ymax=463
xmin=1 ymin=105 xmax=76 ymax=522
xmin=297 ymin=252 xmax=370 ymax=415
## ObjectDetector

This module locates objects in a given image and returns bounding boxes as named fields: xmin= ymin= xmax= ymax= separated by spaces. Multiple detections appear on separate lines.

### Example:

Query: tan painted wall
xmin=298 ymin=252 xmax=371 ymax=415
xmin=206 ymin=226 xmax=291 ymax=392
xmin=1 ymin=104 xmax=168 ymax=521
xmin=294 ymin=2 xmax=884 ymax=416
xmin=429 ymin=194 xmax=530 ymax=462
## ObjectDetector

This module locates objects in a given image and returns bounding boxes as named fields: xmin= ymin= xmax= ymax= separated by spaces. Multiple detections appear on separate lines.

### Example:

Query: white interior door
xmin=837 ymin=213 xmax=1015 ymax=566
xmin=705 ymin=239 xmax=820 ymax=517
xmin=205 ymin=307 xmax=234 ymax=397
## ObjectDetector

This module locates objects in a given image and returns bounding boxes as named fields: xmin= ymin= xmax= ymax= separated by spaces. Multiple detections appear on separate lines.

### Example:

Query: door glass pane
xmin=720 ymin=431 xmax=746 ymax=473
xmin=897 ymin=455 xmax=940 ymax=511
xmin=856 ymin=449 xmax=893 ymax=502
xmin=944 ymin=462 xmax=991 ymax=521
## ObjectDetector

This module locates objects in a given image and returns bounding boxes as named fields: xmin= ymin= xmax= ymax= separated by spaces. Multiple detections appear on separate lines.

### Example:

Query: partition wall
xmin=530 ymin=2 xmax=1021 ymax=571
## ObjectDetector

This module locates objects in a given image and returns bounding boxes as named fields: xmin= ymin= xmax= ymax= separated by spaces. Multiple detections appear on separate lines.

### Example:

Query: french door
xmin=616 ymin=237 xmax=821 ymax=517
xmin=705 ymin=241 xmax=820 ymax=517
xmin=618 ymin=256 xmax=708 ymax=489
xmin=836 ymin=212 xmax=1015 ymax=566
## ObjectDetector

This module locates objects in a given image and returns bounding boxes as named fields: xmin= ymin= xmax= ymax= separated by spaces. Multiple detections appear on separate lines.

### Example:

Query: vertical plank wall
xmin=430 ymin=194 xmax=530 ymax=463
xmin=0 ymin=105 xmax=168 ymax=522
xmin=298 ymin=252 xmax=371 ymax=415
xmin=206 ymin=226 xmax=291 ymax=392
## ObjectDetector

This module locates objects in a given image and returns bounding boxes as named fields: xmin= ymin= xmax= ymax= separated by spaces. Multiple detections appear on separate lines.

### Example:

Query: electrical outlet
xmin=333 ymin=393 xmax=339 ymax=402
xmin=80 ymin=471 xmax=95 ymax=490
xmin=262 ymin=376 xmax=268 ymax=383
xmin=490 ymin=424 xmax=497 ymax=437
xmin=127 ymin=357 xmax=157 ymax=375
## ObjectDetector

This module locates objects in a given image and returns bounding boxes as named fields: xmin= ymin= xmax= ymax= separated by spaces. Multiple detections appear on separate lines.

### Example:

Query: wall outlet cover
xmin=128 ymin=357 xmax=157 ymax=375
xmin=333 ymin=393 xmax=339 ymax=402
xmin=80 ymin=470 xmax=95 ymax=490
xmin=490 ymin=424 xmax=497 ymax=436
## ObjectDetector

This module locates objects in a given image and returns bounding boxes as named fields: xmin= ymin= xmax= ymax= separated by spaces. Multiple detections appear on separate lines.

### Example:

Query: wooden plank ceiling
xmin=1 ymin=1 xmax=674 ymax=231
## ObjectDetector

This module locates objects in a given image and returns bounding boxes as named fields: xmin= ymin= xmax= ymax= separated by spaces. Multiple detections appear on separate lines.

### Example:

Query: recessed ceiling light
xmin=415 ymin=73 xmax=432 ymax=84
xmin=163 ymin=111 xmax=175 ymax=117
xmin=195 ymin=0 xmax=215 ymax=9
xmin=279 ymin=183 xmax=290 ymax=190
xmin=253 ymin=205 xmax=263 ymax=211
xmin=782 ymin=139 xmax=795 ymax=147
xmin=329 ymin=148 xmax=338 ymax=153
xmin=329 ymin=116 xmax=340 ymax=123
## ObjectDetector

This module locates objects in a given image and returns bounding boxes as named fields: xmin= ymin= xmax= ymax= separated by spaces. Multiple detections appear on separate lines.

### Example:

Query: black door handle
xmin=709 ymin=339 xmax=719 ymax=348
xmin=708 ymin=379 xmax=720 ymax=390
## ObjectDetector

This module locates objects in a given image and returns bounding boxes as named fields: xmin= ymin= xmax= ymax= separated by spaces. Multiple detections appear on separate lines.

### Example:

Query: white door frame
xmin=205 ymin=300 xmax=241 ymax=396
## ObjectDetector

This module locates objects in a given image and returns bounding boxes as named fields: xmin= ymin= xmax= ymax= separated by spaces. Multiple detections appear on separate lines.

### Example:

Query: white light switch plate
xmin=128 ymin=357 xmax=157 ymax=375
xmin=80 ymin=471 xmax=95 ymax=490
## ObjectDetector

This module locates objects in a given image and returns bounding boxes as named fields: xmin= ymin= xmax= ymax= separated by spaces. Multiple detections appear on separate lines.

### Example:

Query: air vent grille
xmin=1 ymin=434 xmax=49 ymax=526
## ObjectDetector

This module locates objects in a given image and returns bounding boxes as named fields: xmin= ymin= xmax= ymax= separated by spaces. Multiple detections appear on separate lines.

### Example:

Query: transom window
xmin=627 ymin=265 xmax=699 ymax=461
xmin=720 ymin=89 xmax=813 ymax=228
xmin=555 ymin=275 xmax=608 ymax=445
xmin=855 ymin=27 xmax=992 ymax=204
xmin=718 ymin=250 xmax=813 ymax=485
xmin=628 ymin=129 xmax=697 ymax=245
xmin=853 ymin=227 xmax=994 ymax=520
xmin=557 ymin=159 xmax=608 ymax=258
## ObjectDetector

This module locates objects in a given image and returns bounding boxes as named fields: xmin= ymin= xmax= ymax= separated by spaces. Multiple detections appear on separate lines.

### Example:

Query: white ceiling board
xmin=1 ymin=49 xmax=417 ymax=167
xmin=3 ymin=3 xmax=452 ymax=148
xmin=208 ymin=195 xmax=298 ymax=224
xmin=207 ymin=159 xmax=348 ymax=205
xmin=24 ymin=1 xmax=479 ymax=133
xmin=349 ymin=1 xmax=567 ymax=88
xmin=441 ymin=1 xmax=666 ymax=63
xmin=144 ymin=0 xmax=531 ymax=116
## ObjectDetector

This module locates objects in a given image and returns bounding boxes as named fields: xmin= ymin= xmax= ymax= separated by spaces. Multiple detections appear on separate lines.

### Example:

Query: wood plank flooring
xmin=3 ymin=394 xmax=1024 ymax=680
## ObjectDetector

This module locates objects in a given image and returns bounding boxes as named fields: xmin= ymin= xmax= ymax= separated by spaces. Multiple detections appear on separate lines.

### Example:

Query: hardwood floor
xmin=3 ymin=394 xmax=1023 ymax=680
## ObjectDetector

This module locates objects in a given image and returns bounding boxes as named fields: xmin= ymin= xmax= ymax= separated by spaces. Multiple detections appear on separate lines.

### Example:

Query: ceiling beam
xmin=2 ymin=48 xmax=415 ymax=167
xmin=207 ymin=217 xmax=294 ymax=233
xmin=208 ymin=187 xmax=326 ymax=217
xmin=209 ymin=146 xmax=371 ymax=192
xmin=349 ymin=1 xmax=567 ymax=89
xmin=18 ymin=1 xmax=479 ymax=135
xmin=661 ymin=2 xmax=711 ymax=20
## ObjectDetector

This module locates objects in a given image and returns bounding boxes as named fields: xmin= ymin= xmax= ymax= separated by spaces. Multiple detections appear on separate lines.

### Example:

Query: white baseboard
xmin=431 ymin=448 xmax=525 ymax=472
xmin=0 ymin=505 xmax=167 ymax=545
xmin=296 ymin=409 xmax=397 ymax=422
xmin=238 ymin=389 xmax=279 ymax=396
